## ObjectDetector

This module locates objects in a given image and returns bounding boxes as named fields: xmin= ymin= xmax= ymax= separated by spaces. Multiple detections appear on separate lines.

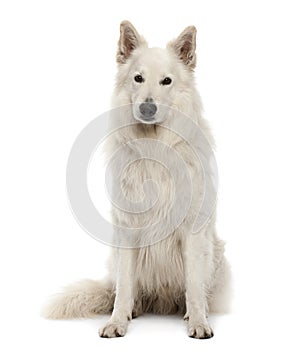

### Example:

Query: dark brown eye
xmin=161 ymin=77 xmax=172 ymax=85
xmin=134 ymin=75 xmax=144 ymax=83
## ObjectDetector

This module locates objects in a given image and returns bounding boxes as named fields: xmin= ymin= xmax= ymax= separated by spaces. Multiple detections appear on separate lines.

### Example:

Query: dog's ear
xmin=117 ymin=21 xmax=147 ymax=64
xmin=168 ymin=26 xmax=197 ymax=69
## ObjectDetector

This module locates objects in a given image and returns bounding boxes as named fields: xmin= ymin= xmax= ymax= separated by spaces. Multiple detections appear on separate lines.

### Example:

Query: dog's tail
xmin=42 ymin=279 xmax=115 ymax=319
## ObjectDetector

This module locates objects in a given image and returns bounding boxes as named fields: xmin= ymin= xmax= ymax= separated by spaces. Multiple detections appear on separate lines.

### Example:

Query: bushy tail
xmin=42 ymin=279 xmax=115 ymax=319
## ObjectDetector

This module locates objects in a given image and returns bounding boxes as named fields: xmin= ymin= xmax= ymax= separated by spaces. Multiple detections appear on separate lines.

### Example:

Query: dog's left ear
xmin=168 ymin=26 xmax=197 ymax=69
xmin=117 ymin=21 xmax=147 ymax=64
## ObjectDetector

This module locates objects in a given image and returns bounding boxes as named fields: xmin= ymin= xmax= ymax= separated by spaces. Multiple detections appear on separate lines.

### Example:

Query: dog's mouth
xmin=136 ymin=116 xmax=157 ymax=124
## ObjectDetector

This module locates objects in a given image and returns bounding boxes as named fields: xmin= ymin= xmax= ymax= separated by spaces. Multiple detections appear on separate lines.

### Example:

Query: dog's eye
xmin=161 ymin=77 xmax=172 ymax=85
xmin=134 ymin=75 xmax=144 ymax=83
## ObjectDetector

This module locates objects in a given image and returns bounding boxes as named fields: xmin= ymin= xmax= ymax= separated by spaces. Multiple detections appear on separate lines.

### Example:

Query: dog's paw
xmin=99 ymin=322 xmax=128 ymax=338
xmin=187 ymin=323 xmax=214 ymax=339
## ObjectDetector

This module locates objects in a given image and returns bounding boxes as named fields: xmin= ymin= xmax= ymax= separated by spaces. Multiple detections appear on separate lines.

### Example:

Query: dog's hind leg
xmin=208 ymin=256 xmax=232 ymax=313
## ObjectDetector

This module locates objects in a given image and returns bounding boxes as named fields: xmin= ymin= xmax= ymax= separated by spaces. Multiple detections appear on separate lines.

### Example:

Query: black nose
xmin=139 ymin=99 xmax=157 ymax=119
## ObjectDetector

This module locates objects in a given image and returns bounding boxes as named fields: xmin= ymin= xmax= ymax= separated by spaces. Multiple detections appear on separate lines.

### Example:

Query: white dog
xmin=44 ymin=21 xmax=231 ymax=339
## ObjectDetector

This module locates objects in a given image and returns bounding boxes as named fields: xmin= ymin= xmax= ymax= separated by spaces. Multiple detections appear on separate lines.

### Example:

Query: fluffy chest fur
xmin=134 ymin=230 xmax=185 ymax=292
xmin=108 ymin=123 xmax=206 ymax=247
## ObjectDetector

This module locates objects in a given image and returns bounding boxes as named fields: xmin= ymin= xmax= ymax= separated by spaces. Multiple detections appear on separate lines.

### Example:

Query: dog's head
xmin=115 ymin=21 xmax=197 ymax=125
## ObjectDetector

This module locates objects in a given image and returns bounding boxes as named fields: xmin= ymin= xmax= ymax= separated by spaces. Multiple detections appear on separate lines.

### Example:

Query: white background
xmin=1 ymin=0 xmax=286 ymax=349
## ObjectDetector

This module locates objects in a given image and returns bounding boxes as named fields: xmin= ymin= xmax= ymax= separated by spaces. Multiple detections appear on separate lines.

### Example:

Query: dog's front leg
xmin=99 ymin=248 xmax=135 ymax=338
xmin=183 ymin=232 xmax=214 ymax=339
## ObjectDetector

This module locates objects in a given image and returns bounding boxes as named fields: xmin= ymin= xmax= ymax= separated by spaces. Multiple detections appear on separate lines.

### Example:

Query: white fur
xmin=43 ymin=21 xmax=232 ymax=339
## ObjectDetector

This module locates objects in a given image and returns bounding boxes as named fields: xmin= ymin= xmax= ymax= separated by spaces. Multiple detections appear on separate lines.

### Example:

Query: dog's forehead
xmin=132 ymin=47 xmax=174 ymax=72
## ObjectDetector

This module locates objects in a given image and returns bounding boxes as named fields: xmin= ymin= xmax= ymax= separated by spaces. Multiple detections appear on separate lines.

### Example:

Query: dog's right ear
xmin=117 ymin=21 xmax=147 ymax=64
